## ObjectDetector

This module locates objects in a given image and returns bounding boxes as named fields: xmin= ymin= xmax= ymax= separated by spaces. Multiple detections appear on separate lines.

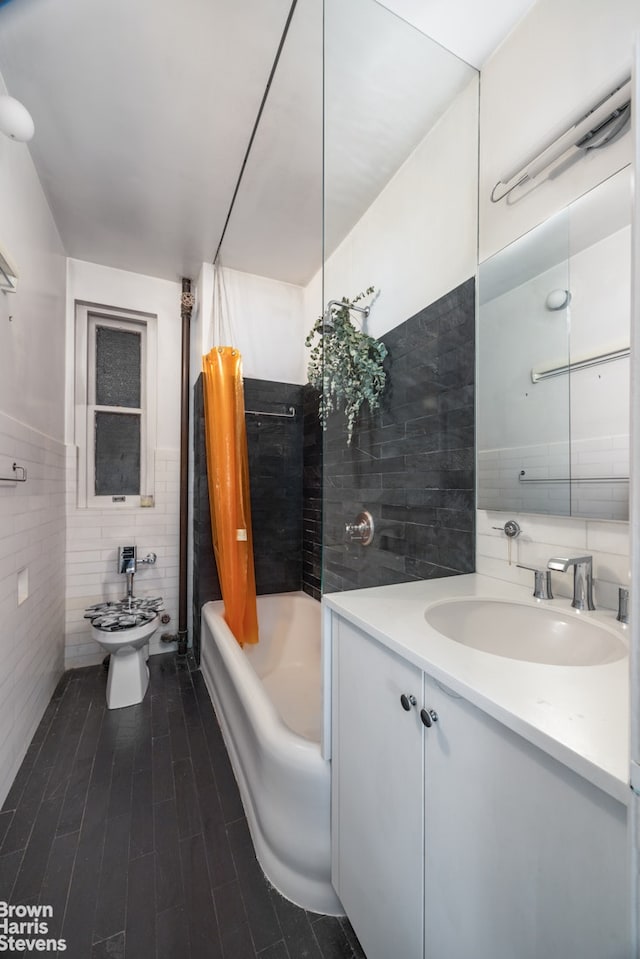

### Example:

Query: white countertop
xmin=323 ymin=573 xmax=630 ymax=805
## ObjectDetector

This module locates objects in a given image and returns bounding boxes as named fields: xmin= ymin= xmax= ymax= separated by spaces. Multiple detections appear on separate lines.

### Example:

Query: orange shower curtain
xmin=202 ymin=346 xmax=259 ymax=646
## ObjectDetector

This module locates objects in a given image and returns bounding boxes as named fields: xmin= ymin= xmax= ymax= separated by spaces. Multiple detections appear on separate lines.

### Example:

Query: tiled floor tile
xmin=179 ymin=832 xmax=222 ymax=959
xmin=153 ymin=798 xmax=184 ymax=913
xmin=257 ymin=941 xmax=290 ymax=959
xmin=93 ymin=811 xmax=131 ymax=943
xmin=156 ymin=904 xmax=190 ymax=959
xmin=151 ymin=734 xmax=173 ymax=804
xmin=40 ymin=830 xmax=79 ymax=938
xmin=227 ymin=820 xmax=283 ymax=952
xmin=129 ymin=767 xmax=153 ymax=860
xmin=0 ymin=848 xmax=23 ymax=902
xmin=312 ymin=916 xmax=363 ymax=959
xmin=0 ymin=809 xmax=14 ymax=847
xmin=173 ymin=758 xmax=201 ymax=840
xmin=1 ymin=762 xmax=53 ymax=855
xmin=92 ymin=931 xmax=125 ymax=959
xmin=12 ymin=794 xmax=63 ymax=902
xmin=1 ymin=655 xmax=365 ymax=959
xmin=271 ymin=892 xmax=323 ymax=959
xmin=125 ymin=851 xmax=156 ymax=959
xmin=215 ymin=878 xmax=258 ymax=959
xmin=56 ymin=755 xmax=93 ymax=836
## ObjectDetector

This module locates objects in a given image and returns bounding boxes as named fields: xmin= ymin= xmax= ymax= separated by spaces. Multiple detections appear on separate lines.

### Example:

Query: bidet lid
xmin=84 ymin=596 xmax=164 ymax=631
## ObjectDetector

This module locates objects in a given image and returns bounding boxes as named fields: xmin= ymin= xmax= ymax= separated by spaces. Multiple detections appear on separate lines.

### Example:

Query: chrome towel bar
xmin=245 ymin=407 xmax=295 ymax=418
xmin=0 ymin=462 xmax=27 ymax=483
xmin=531 ymin=347 xmax=630 ymax=383
xmin=519 ymin=470 xmax=628 ymax=484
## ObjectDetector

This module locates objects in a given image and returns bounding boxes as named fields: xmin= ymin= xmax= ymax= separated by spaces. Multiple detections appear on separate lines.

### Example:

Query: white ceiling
xmin=0 ymin=0 xmax=537 ymax=285
xmin=378 ymin=0 xmax=537 ymax=68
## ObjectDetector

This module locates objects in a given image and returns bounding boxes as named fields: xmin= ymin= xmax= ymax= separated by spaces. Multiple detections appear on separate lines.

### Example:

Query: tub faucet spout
xmin=547 ymin=555 xmax=595 ymax=610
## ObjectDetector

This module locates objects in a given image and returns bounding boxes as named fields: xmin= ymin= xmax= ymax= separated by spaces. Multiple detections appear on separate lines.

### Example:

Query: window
xmin=75 ymin=303 xmax=157 ymax=507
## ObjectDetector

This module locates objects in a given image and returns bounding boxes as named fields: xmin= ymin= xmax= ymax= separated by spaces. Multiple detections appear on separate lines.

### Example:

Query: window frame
xmin=75 ymin=301 xmax=157 ymax=509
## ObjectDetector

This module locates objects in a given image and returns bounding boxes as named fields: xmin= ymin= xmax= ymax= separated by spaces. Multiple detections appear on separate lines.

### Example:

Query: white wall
xmin=0 ymin=75 xmax=67 ymax=806
xmin=64 ymin=259 xmax=182 ymax=667
xmin=196 ymin=263 xmax=309 ymax=384
xmin=320 ymin=77 xmax=479 ymax=339
xmin=479 ymin=0 xmax=639 ymax=261
xmin=0 ymin=131 xmax=66 ymax=440
xmin=190 ymin=77 xmax=480 ymax=412
xmin=476 ymin=0 xmax=639 ymax=603
xmin=188 ymin=262 xmax=310 ymax=640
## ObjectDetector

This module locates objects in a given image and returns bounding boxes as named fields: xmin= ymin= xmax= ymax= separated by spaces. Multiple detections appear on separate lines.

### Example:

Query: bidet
xmin=85 ymin=596 xmax=164 ymax=709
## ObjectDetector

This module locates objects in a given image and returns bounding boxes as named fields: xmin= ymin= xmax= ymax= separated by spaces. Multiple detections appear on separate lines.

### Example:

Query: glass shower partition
xmin=321 ymin=0 xmax=479 ymax=594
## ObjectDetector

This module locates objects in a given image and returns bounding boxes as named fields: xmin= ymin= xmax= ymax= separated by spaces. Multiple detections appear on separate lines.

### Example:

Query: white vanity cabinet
xmin=330 ymin=612 xmax=630 ymax=959
xmin=330 ymin=613 xmax=425 ymax=959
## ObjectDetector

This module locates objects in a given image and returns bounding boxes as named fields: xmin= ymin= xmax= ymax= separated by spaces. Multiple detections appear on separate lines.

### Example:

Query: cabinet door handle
xmin=420 ymin=708 xmax=439 ymax=727
xmin=400 ymin=694 xmax=417 ymax=711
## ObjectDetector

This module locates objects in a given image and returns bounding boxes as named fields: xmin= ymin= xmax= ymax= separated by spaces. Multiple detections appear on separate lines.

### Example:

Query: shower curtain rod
xmin=491 ymin=75 xmax=631 ymax=203
xmin=213 ymin=0 xmax=299 ymax=263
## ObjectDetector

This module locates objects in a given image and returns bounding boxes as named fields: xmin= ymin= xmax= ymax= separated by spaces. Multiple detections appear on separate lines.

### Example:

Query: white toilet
xmin=85 ymin=593 xmax=164 ymax=709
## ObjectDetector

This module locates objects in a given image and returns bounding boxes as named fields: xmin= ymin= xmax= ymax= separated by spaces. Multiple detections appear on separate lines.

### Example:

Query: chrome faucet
xmin=517 ymin=565 xmax=554 ymax=600
xmin=617 ymin=586 xmax=630 ymax=624
xmin=547 ymin=555 xmax=595 ymax=610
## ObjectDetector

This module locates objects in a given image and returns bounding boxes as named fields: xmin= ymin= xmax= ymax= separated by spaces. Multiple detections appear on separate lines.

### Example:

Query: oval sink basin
xmin=424 ymin=599 xmax=627 ymax=666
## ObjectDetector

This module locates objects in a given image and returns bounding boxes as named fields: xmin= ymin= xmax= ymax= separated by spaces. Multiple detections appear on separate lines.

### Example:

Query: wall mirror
xmin=478 ymin=165 xmax=631 ymax=521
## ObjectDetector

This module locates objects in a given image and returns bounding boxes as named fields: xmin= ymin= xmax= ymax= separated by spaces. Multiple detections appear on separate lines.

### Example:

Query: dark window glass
xmin=95 ymin=411 xmax=140 ymax=495
xmin=96 ymin=325 xmax=141 ymax=408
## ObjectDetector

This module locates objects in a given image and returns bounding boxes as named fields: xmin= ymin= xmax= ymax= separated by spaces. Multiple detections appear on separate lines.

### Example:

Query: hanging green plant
xmin=305 ymin=287 xmax=387 ymax=444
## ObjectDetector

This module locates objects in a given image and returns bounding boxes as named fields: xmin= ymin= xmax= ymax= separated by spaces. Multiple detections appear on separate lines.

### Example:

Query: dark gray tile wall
xmin=192 ymin=377 xmax=306 ymax=658
xmin=244 ymin=380 xmax=304 ymax=593
xmin=302 ymin=384 xmax=322 ymax=600
xmin=193 ymin=278 xmax=475 ymax=645
xmin=322 ymin=278 xmax=476 ymax=593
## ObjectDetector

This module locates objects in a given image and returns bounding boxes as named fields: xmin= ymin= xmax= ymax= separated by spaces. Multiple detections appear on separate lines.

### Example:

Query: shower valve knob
xmin=345 ymin=510 xmax=374 ymax=546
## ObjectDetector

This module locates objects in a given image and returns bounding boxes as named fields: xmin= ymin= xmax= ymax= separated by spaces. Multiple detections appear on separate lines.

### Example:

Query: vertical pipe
xmin=178 ymin=278 xmax=194 ymax=656
xmin=629 ymin=34 xmax=640 ymax=958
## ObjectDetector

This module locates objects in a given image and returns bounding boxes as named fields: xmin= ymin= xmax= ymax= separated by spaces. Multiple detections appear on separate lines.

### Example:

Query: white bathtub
xmin=200 ymin=591 xmax=342 ymax=916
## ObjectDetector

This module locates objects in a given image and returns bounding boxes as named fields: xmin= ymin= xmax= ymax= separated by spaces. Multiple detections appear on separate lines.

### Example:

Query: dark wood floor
xmin=0 ymin=653 xmax=365 ymax=959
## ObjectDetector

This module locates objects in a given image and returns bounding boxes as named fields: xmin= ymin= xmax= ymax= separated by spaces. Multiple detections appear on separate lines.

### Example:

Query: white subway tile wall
xmin=0 ymin=411 xmax=66 ymax=805
xmin=477 ymin=509 xmax=630 ymax=612
xmin=479 ymin=436 xmax=628 ymax=521
xmin=65 ymin=446 xmax=181 ymax=668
